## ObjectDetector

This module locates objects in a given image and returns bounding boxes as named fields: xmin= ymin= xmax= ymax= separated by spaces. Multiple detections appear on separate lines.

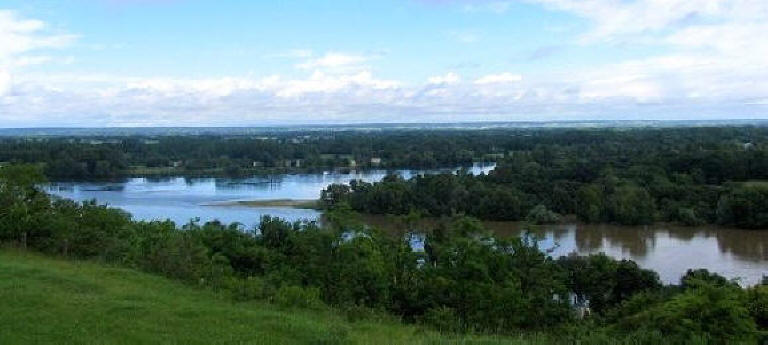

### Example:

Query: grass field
xmin=0 ymin=249 xmax=539 ymax=345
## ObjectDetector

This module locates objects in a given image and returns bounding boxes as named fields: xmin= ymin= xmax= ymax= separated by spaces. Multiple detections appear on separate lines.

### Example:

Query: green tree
xmin=607 ymin=185 xmax=655 ymax=225
xmin=0 ymin=164 xmax=49 ymax=248
xmin=576 ymin=184 xmax=604 ymax=223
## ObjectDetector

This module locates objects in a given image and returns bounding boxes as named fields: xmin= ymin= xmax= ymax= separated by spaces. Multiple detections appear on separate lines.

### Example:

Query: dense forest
xmin=0 ymin=131 xmax=497 ymax=178
xmin=0 ymin=164 xmax=766 ymax=344
xmin=3 ymin=127 xmax=767 ymax=182
xmin=317 ymin=127 xmax=768 ymax=229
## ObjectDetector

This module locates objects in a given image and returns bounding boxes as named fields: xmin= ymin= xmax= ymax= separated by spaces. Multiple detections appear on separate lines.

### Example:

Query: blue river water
xmin=45 ymin=163 xmax=496 ymax=228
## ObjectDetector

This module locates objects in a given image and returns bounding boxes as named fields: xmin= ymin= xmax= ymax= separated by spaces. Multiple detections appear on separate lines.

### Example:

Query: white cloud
xmin=579 ymin=75 xmax=661 ymax=103
xmin=515 ymin=0 xmax=768 ymax=105
xmin=0 ymin=10 xmax=76 ymax=61
xmin=529 ymin=0 xmax=736 ymax=41
xmin=474 ymin=73 xmax=522 ymax=84
xmin=13 ymin=55 xmax=52 ymax=67
xmin=747 ymin=99 xmax=768 ymax=106
xmin=276 ymin=70 xmax=400 ymax=97
xmin=3 ymin=64 xmax=763 ymax=127
xmin=428 ymin=72 xmax=461 ymax=85
xmin=0 ymin=10 xmax=76 ymax=96
xmin=0 ymin=69 xmax=10 ymax=95
xmin=296 ymin=52 xmax=368 ymax=70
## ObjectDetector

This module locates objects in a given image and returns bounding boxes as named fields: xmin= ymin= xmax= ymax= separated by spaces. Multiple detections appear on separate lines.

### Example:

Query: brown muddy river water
xmin=364 ymin=216 xmax=768 ymax=286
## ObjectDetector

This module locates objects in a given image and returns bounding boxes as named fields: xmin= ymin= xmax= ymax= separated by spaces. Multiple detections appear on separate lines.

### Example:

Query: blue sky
xmin=1 ymin=0 xmax=767 ymax=126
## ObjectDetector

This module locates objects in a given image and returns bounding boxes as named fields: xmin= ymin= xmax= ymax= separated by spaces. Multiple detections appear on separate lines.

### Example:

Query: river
xmin=45 ymin=163 xmax=496 ymax=227
xmin=363 ymin=215 xmax=767 ymax=285
xmin=45 ymin=162 xmax=767 ymax=285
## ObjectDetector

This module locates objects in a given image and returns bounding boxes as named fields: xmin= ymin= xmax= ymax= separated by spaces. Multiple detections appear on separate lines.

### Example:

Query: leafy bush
xmin=717 ymin=185 xmax=768 ymax=229
xmin=616 ymin=282 xmax=758 ymax=344
xmin=677 ymin=207 xmax=705 ymax=226
xmin=526 ymin=204 xmax=561 ymax=224
xmin=746 ymin=285 xmax=768 ymax=333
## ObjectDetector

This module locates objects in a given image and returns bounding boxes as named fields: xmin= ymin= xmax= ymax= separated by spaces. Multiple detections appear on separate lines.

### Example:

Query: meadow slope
xmin=0 ymin=249 xmax=533 ymax=345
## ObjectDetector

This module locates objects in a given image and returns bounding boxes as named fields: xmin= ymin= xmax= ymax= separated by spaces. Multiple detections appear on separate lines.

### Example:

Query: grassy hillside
xmin=0 ymin=249 xmax=531 ymax=345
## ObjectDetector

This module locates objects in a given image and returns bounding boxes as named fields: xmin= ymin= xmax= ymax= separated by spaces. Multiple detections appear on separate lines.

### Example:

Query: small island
xmin=204 ymin=199 xmax=320 ymax=209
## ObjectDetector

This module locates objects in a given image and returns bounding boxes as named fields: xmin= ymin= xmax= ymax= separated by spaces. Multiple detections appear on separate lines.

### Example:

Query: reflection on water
xmin=45 ymin=163 xmax=496 ymax=229
xmin=365 ymin=216 xmax=768 ymax=285
xmin=505 ymin=224 xmax=767 ymax=285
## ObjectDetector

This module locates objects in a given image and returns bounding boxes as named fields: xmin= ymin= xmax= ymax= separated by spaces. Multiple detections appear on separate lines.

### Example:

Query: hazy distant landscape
xmin=2 ymin=119 xmax=768 ymax=137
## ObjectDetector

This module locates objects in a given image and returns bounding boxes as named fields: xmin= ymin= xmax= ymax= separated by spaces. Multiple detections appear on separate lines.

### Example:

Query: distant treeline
xmin=320 ymin=127 xmax=768 ymax=229
xmin=4 ymin=126 xmax=768 ymax=181
xmin=0 ymin=131 xmax=509 ymax=179
xmin=0 ymin=164 xmax=766 ymax=344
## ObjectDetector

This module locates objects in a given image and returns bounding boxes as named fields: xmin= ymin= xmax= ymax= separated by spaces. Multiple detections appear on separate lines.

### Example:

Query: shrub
xmin=526 ymin=204 xmax=561 ymax=225
xmin=677 ymin=207 xmax=704 ymax=226
xmin=746 ymin=285 xmax=768 ymax=332
xmin=617 ymin=283 xmax=758 ymax=344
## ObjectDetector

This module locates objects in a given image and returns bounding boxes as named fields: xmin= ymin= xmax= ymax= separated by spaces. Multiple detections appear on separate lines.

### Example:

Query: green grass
xmin=0 ymin=249 xmax=534 ymax=345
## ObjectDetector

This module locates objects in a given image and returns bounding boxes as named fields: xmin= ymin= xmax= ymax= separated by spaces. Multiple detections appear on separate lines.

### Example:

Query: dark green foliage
xmin=329 ymin=173 xmax=528 ymax=221
xmin=305 ymin=127 xmax=768 ymax=229
xmin=326 ymin=234 xmax=390 ymax=307
xmin=716 ymin=185 xmax=768 ymax=229
xmin=0 ymin=164 xmax=49 ymax=248
xmin=747 ymin=285 xmax=768 ymax=330
xmin=526 ymin=204 xmax=561 ymax=224
xmin=559 ymin=254 xmax=662 ymax=313
xmin=576 ymin=184 xmax=604 ymax=223
xmin=614 ymin=281 xmax=758 ymax=344
xmin=681 ymin=269 xmax=740 ymax=289
xmin=676 ymin=207 xmax=705 ymax=226
xmin=606 ymin=185 xmax=656 ymax=225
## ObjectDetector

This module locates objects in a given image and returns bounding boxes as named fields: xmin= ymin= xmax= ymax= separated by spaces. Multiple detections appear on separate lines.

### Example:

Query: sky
xmin=0 ymin=0 xmax=767 ymax=127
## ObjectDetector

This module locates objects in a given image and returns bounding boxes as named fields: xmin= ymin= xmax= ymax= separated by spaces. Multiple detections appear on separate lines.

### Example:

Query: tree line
xmin=323 ymin=172 xmax=768 ymax=228
xmin=320 ymin=127 xmax=768 ymax=228
xmin=3 ymin=126 xmax=768 ymax=181
xmin=0 ymin=131 xmax=496 ymax=178
xmin=1 ymin=164 xmax=766 ymax=344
